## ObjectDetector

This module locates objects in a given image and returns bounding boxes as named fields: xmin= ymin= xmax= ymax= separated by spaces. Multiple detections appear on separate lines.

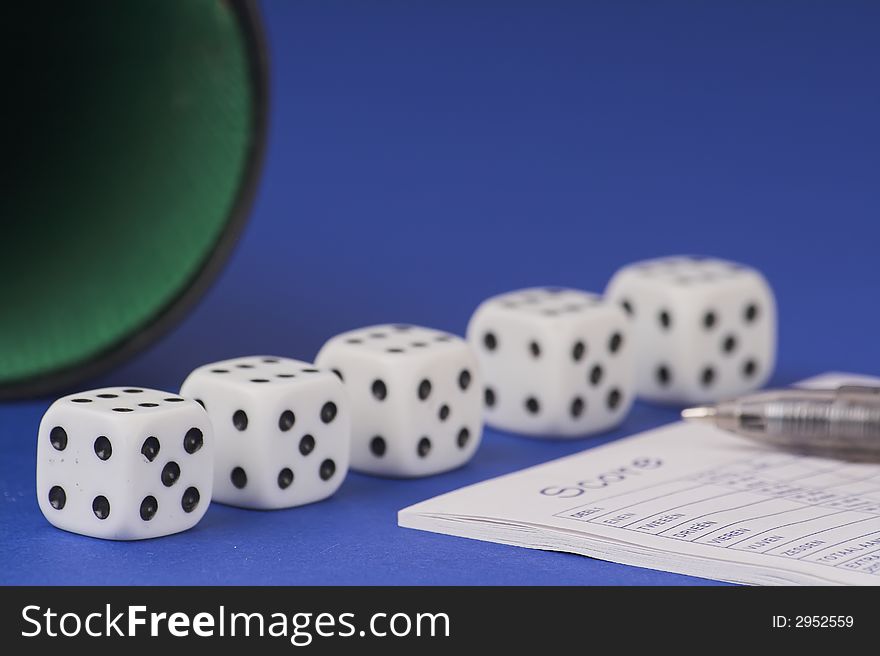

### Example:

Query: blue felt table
xmin=2 ymin=1 xmax=879 ymax=585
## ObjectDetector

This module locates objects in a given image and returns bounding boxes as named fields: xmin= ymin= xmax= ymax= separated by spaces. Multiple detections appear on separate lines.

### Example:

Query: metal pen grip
xmin=748 ymin=399 xmax=880 ymax=451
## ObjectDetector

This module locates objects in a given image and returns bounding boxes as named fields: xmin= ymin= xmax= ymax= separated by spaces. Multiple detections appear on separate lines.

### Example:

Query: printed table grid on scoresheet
xmin=553 ymin=455 xmax=880 ymax=577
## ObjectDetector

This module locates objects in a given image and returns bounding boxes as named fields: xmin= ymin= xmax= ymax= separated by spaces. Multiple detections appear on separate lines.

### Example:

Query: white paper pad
xmin=399 ymin=373 xmax=880 ymax=585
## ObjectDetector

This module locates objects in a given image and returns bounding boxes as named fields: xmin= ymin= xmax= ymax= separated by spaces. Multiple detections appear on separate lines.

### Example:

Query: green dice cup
xmin=2 ymin=1 xmax=268 ymax=399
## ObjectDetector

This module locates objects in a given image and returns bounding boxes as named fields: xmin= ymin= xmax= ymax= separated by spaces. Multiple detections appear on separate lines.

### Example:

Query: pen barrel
xmin=751 ymin=399 xmax=880 ymax=454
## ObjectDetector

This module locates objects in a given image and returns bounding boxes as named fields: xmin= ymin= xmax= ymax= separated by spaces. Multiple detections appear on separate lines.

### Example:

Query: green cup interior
xmin=3 ymin=1 xmax=258 ymax=394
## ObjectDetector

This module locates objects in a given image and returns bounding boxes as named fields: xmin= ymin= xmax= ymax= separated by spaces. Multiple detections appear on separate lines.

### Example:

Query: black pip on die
xmin=605 ymin=256 xmax=777 ymax=404
xmin=315 ymin=325 xmax=483 ymax=477
xmin=36 ymin=388 xmax=212 ymax=540
xmin=180 ymin=357 xmax=350 ymax=510
xmin=467 ymin=288 xmax=635 ymax=438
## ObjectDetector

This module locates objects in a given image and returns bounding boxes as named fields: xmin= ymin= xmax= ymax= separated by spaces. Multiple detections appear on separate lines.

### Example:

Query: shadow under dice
xmin=36 ymin=387 xmax=212 ymax=540
xmin=315 ymin=325 xmax=483 ymax=477
xmin=180 ymin=356 xmax=350 ymax=509
xmin=467 ymin=287 xmax=635 ymax=437
xmin=605 ymin=256 xmax=777 ymax=404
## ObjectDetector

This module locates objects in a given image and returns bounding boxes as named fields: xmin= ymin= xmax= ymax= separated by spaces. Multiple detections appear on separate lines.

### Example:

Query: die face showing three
xmin=467 ymin=288 xmax=635 ymax=437
xmin=605 ymin=256 xmax=777 ymax=404
xmin=180 ymin=356 xmax=350 ymax=509
xmin=36 ymin=387 xmax=212 ymax=540
xmin=315 ymin=325 xmax=483 ymax=477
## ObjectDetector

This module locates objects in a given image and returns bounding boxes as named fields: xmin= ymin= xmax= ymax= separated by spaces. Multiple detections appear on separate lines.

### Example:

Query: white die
xmin=36 ymin=387 xmax=213 ymax=540
xmin=467 ymin=287 xmax=635 ymax=438
xmin=605 ymin=256 xmax=777 ymax=404
xmin=180 ymin=357 xmax=350 ymax=510
xmin=315 ymin=325 xmax=483 ymax=478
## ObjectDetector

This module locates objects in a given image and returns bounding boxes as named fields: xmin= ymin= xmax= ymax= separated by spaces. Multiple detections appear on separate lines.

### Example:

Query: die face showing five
xmin=180 ymin=357 xmax=350 ymax=509
xmin=315 ymin=325 xmax=483 ymax=477
xmin=36 ymin=388 xmax=212 ymax=540
xmin=467 ymin=288 xmax=635 ymax=437
xmin=605 ymin=256 xmax=777 ymax=404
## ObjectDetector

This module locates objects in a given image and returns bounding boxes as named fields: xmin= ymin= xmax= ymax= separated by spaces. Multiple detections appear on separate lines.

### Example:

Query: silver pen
xmin=682 ymin=385 xmax=880 ymax=460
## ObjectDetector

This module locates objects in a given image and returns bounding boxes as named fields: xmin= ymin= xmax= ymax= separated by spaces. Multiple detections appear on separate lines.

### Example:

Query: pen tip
xmin=681 ymin=406 xmax=717 ymax=423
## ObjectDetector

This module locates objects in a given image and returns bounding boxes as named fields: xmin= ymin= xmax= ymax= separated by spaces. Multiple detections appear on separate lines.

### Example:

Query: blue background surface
xmin=2 ymin=0 xmax=879 ymax=585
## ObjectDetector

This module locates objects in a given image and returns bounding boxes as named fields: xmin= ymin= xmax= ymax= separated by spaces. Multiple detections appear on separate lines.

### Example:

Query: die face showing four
xmin=467 ymin=288 xmax=635 ymax=437
xmin=605 ymin=256 xmax=777 ymax=404
xmin=180 ymin=357 xmax=350 ymax=509
xmin=315 ymin=325 xmax=483 ymax=477
xmin=36 ymin=388 xmax=212 ymax=540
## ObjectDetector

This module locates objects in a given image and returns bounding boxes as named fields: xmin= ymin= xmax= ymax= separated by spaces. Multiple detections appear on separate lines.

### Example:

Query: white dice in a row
xmin=467 ymin=255 xmax=775 ymax=432
xmin=36 ymin=255 xmax=776 ymax=540
xmin=37 ymin=357 xmax=354 ymax=540
xmin=36 ymin=330 xmax=484 ymax=540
